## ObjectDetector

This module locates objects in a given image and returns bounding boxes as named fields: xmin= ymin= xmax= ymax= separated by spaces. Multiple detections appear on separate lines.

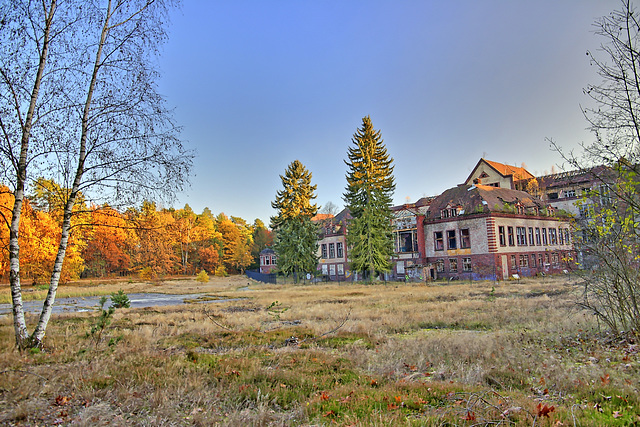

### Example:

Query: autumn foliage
xmin=0 ymin=185 xmax=266 ymax=282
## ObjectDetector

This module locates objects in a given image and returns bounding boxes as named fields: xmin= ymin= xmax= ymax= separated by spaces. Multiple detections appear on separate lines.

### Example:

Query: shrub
xmin=139 ymin=266 xmax=156 ymax=281
xmin=215 ymin=265 xmax=228 ymax=277
xmin=110 ymin=289 xmax=130 ymax=308
xmin=196 ymin=270 xmax=209 ymax=283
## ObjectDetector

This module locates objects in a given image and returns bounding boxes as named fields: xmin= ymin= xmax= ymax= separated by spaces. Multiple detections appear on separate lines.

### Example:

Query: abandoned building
xmin=262 ymin=158 xmax=613 ymax=282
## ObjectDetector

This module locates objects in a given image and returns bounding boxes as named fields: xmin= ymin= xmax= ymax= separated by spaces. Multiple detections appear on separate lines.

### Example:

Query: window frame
xmin=460 ymin=229 xmax=471 ymax=248
xmin=434 ymin=231 xmax=444 ymax=251
xmin=447 ymin=229 xmax=457 ymax=250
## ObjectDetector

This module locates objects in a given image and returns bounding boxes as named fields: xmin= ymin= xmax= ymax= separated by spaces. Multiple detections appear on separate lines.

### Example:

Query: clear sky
xmin=157 ymin=0 xmax=620 ymax=225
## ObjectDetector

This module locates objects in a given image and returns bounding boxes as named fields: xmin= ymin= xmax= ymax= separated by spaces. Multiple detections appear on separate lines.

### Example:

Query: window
xmin=516 ymin=227 xmax=527 ymax=246
xmin=538 ymin=254 xmax=543 ymax=267
xmin=336 ymin=242 xmax=343 ymax=258
xmin=449 ymin=258 xmax=458 ymax=272
xmin=321 ymin=244 xmax=327 ymax=258
xmin=436 ymin=259 xmax=444 ymax=272
xmin=264 ymin=256 xmax=270 ymax=265
xmin=530 ymin=254 xmax=536 ymax=267
xmin=329 ymin=264 xmax=336 ymax=276
xmin=434 ymin=231 xmax=444 ymax=250
xmin=599 ymin=184 xmax=612 ymax=206
xmin=564 ymin=229 xmax=570 ymax=245
xmin=499 ymin=226 xmax=506 ymax=246
xmin=551 ymin=253 xmax=559 ymax=266
xmin=271 ymin=256 xmax=276 ymax=264
xmin=545 ymin=253 xmax=550 ymax=265
xmin=447 ymin=230 xmax=457 ymax=249
xmin=528 ymin=227 xmax=534 ymax=246
xmin=548 ymin=192 xmax=559 ymax=200
xmin=460 ymin=229 xmax=470 ymax=248
xmin=510 ymin=255 xmax=516 ymax=268
xmin=565 ymin=189 xmax=576 ymax=198
xmin=329 ymin=243 xmax=335 ymax=258
xmin=535 ymin=228 xmax=541 ymax=246
xmin=542 ymin=228 xmax=548 ymax=245
xmin=462 ymin=258 xmax=472 ymax=272
xmin=508 ymin=227 xmax=515 ymax=246
xmin=397 ymin=230 xmax=417 ymax=253
xmin=549 ymin=228 xmax=557 ymax=245
xmin=519 ymin=254 xmax=529 ymax=267
xmin=322 ymin=264 xmax=328 ymax=275
xmin=337 ymin=264 xmax=344 ymax=275
xmin=558 ymin=229 xmax=564 ymax=245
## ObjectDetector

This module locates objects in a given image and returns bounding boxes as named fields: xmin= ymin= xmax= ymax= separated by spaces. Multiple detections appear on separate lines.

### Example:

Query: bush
xmin=215 ymin=265 xmax=228 ymax=277
xmin=110 ymin=289 xmax=130 ymax=308
xmin=196 ymin=270 xmax=209 ymax=283
xmin=139 ymin=266 xmax=156 ymax=281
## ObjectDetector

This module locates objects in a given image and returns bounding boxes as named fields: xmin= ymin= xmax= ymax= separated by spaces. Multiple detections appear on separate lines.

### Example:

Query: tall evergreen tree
xmin=343 ymin=116 xmax=396 ymax=279
xmin=271 ymin=160 xmax=319 ymax=282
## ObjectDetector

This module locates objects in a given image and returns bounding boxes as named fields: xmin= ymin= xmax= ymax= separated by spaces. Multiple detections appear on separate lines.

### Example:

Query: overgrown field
xmin=0 ymin=276 xmax=638 ymax=426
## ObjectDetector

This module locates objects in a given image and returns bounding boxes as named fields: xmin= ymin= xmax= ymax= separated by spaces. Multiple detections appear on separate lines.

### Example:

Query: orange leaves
xmin=536 ymin=403 xmax=555 ymax=418
xmin=600 ymin=373 xmax=610 ymax=385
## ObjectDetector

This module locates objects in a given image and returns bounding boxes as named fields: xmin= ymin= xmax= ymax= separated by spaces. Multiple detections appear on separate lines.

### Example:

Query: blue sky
xmin=158 ymin=0 xmax=619 ymax=224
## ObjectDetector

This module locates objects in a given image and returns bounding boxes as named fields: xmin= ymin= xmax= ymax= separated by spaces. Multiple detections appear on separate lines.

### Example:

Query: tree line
xmin=0 ymin=180 xmax=272 ymax=283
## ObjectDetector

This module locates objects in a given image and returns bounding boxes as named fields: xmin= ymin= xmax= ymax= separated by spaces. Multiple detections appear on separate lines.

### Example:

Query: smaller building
xmin=259 ymin=248 xmax=277 ymax=274
xmin=315 ymin=208 xmax=351 ymax=280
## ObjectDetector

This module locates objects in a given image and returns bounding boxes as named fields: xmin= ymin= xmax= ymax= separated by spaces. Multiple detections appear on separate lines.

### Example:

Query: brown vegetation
xmin=0 ymin=275 xmax=638 ymax=425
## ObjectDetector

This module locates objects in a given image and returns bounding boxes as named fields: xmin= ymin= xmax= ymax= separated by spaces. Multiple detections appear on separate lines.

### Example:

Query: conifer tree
xmin=271 ymin=160 xmax=319 ymax=282
xmin=343 ymin=116 xmax=396 ymax=280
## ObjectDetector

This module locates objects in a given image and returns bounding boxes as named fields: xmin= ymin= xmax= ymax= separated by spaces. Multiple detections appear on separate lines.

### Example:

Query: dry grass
xmin=0 ymin=275 xmax=638 ymax=425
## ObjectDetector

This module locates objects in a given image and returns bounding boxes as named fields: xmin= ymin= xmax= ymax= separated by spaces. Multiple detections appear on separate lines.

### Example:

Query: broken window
xmin=516 ymin=227 xmax=527 ymax=246
xmin=329 ymin=243 xmax=335 ymax=258
xmin=542 ymin=228 xmax=548 ymax=245
xmin=434 ymin=231 xmax=444 ymax=251
xmin=337 ymin=264 xmax=344 ymax=275
xmin=499 ymin=226 xmax=506 ymax=246
xmin=321 ymin=244 xmax=327 ymax=258
xmin=510 ymin=255 xmax=516 ymax=269
xmin=564 ymin=229 xmax=570 ymax=245
xmin=551 ymin=253 xmax=559 ymax=266
xmin=519 ymin=254 xmax=528 ymax=267
xmin=396 ymin=230 xmax=417 ymax=253
xmin=508 ymin=226 xmax=515 ymax=246
xmin=558 ymin=229 xmax=564 ymax=245
xmin=336 ymin=242 xmax=343 ymax=258
xmin=535 ymin=228 xmax=541 ymax=246
xmin=436 ymin=259 xmax=444 ymax=272
xmin=528 ymin=227 xmax=534 ymax=246
xmin=460 ymin=229 xmax=470 ymax=248
xmin=462 ymin=258 xmax=472 ymax=272
xmin=449 ymin=258 xmax=458 ymax=272
xmin=530 ymin=254 xmax=536 ymax=267
xmin=549 ymin=228 xmax=557 ymax=245
xmin=447 ymin=230 xmax=457 ymax=249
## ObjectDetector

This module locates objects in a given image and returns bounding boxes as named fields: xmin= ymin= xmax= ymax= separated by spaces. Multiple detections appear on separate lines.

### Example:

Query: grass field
xmin=0 ymin=275 xmax=638 ymax=426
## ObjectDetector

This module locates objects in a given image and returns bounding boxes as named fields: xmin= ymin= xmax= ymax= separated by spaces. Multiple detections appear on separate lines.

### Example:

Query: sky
xmin=157 ymin=0 xmax=621 ymax=225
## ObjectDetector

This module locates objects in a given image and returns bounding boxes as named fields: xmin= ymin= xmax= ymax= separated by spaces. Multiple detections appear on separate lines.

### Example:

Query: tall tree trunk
xmin=10 ymin=0 xmax=57 ymax=349
xmin=30 ymin=0 xmax=111 ymax=347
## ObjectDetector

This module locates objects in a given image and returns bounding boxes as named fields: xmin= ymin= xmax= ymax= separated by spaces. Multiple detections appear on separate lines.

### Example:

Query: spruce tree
xmin=271 ymin=160 xmax=319 ymax=282
xmin=343 ymin=116 xmax=396 ymax=280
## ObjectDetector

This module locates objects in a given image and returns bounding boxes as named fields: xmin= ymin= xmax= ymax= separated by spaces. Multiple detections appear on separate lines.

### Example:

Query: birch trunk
xmin=10 ymin=0 xmax=57 ymax=349
xmin=29 ymin=0 xmax=112 ymax=347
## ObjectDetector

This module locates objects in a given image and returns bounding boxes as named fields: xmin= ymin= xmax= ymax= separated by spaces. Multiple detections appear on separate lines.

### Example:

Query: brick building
xmin=259 ymin=248 xmax=277 ymax=274
xmin=315 ymin=209 xmax=351 ymax=280
xmin=422 ymin=184 xmax=573 ymax=280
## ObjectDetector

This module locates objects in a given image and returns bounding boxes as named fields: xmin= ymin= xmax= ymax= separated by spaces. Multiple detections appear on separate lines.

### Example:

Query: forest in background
xmin=0 ymin=179 xmax=272 ymax=284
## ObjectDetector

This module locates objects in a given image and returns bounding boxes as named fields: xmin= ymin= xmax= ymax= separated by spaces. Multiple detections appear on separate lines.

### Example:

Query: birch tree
xmin=0 ymin=0 xmax=192 ymax=349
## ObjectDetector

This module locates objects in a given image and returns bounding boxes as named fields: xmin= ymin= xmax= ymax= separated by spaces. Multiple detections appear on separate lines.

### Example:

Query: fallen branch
xmin=203 ymin=308 xmax=236 ymax=332
xmin=301 ymin=309 xmax=352 ymax=343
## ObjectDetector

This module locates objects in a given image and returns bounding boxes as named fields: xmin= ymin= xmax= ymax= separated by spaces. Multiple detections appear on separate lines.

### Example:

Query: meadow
xmin=0 ymin=275 xmax=637 ymax=426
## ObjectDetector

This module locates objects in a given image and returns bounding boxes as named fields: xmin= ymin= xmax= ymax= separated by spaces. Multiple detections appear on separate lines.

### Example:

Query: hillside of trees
xmin=0 ymin=183 xmax=272 ymax=284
